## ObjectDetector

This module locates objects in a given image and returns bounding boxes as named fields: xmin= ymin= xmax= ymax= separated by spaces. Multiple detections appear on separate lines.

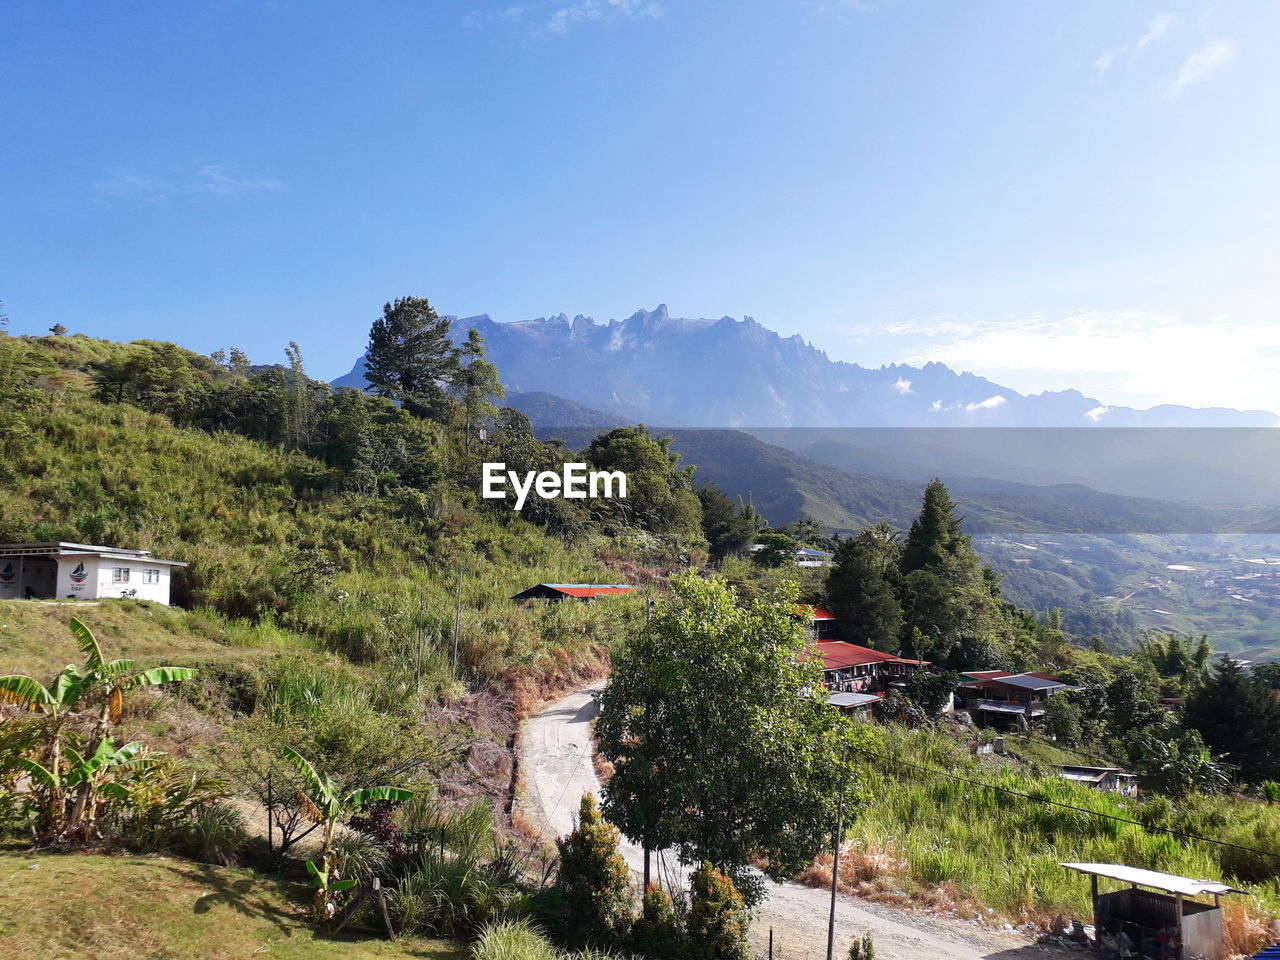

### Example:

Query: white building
xmin=0 ymin=542 xmax=186 ymax=605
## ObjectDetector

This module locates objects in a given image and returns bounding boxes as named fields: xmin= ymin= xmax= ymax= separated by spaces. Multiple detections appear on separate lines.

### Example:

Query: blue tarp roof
xmin=1249 ymin=946 xmax=1280 ymax=958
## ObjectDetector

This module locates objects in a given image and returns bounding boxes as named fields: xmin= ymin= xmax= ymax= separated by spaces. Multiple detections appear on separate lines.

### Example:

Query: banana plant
xmin=0 ymin=665 xmax=94 ymax=837
xmin=0 ymin=617 xmax=195 ymax=843
xmin=281 ymin=746 xmax=413 ymax=921
xmin=68 ymin=617 xmax=196 ymax=745
xmin=63 ymin=737 xmax=148 ymax=838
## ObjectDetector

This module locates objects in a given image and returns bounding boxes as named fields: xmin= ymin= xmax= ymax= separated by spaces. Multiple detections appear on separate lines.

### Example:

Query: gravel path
xmin=518 ymin=682 xmax=1079 ymax=960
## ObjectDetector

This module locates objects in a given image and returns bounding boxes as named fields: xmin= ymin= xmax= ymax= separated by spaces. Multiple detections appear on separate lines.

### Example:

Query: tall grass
xmin=844 ymin=725 xmax=1280 ymax=929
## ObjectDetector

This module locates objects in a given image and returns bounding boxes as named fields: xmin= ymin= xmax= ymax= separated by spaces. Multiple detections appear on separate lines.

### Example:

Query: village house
xmin=813 ymin=640 xmax=928 ymax=695
xmin=954 ymin=670 xmax=1080 ymax=725
xmin=1057 ymin=765 xmax=1139 ymax=797
xmin=793 ymin=604 xmax=841 ymax=640
xmin=511 ymin=583 xmax=634 ymax=602
xmin=0 ymin=542 xmax=186 ymax=605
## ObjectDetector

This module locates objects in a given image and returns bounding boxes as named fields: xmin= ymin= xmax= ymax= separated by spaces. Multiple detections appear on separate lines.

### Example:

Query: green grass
xmin=846 ymin=726 xmax=1280 ymax=926
xmin=0 ymin=845 xmax=465 ymax=960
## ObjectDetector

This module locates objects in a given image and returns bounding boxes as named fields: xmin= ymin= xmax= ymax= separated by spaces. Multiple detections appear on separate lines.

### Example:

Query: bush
xmin=628 ymin=885 xmax=684 ymax=959
xmin=686 ymin=863 xmax=750 ymax=960
xmin=847 ymin=932 xmax=875 ymax=960
xmin=185 ymin=802 xmax=247 ymax=865
xmin=392 ymin=857 xmax=521 ymax=938
xmin=471 ymin=919 xmax=559 ymax=960
xmin=555 ymin=794 xmax=636 ymax=944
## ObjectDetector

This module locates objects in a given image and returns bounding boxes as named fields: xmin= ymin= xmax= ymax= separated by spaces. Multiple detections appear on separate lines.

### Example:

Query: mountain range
xmin=333 ymin=305 xmax=1280 ymax=506
xmin=334 ymin=304 xmax=1277 ymax=429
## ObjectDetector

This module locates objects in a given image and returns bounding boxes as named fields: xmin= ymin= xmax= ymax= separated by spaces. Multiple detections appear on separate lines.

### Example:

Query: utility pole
xmin=642 ymin=596 xmax=654 ymax=892
xmin=451 ymin=565 xmax=464 ymax=673
xmin=826 ymin=738 xmax=849 ymax=960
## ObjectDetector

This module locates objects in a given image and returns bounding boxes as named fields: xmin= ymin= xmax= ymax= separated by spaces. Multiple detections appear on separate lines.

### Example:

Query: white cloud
xmin=94 ymin=168 xmax=174 ymax=203
xmin=479 ymin=0 xmax=664 ymax=36
xmin=193 ymin=165 xmax=285 ymax=196
xmin=893 ymin=310 xmax=1280 ymax=412
xmin=1164 ymin=38 xmax=1236 ymax=98
xmin=965 ymin=395 xmax=1007 ymax=412
xmin=1093 ymin=47 xmax=1123 ymax=77
xmin=1135 ymin=13 xmax=1177 ymax=55
xmin=95 ymin=164 xmax=284 ymax=202
xmin=1085 ymin=406 xmax=1111 ymax=422
xmin=892 ymin=377 xmax=914 ymax=395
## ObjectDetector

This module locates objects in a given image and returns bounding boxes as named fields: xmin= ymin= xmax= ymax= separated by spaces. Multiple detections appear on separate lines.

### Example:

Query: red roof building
xmin=511 ymin=583 xmax=634 ymax=602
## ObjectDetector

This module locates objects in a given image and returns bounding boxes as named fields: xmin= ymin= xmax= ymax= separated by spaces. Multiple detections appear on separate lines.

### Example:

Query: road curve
xmin=518 ymin=681 xmax=1075 ymax=960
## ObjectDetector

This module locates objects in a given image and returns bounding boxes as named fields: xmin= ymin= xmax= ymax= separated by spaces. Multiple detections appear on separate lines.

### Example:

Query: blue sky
xmin=2 ymin=1 xmax=1277 ymax=410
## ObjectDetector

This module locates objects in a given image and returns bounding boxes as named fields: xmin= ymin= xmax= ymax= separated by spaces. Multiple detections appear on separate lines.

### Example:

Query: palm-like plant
xmin=0 ymin=665 xmax=95 ymax=836
xmin=0 ymin=617 xmax=195 ymax=842
xmin=280 ymin=746 xmax=413 ymax=921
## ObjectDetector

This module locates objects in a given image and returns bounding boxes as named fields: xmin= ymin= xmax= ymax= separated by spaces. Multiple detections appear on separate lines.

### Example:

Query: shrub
xmin=555 ymin=794 xmax=636 ymax=944
xmin=185 ymin=802 xmax=247 ymax=865
xmin=392 ymin=857 xmax=520 ymax=938
xmin=628 ymin=885 xmax=684 ymax=959
xmin=470 ymin=918 xmax=558 ymax=960
xmin=847 ymin=932 xmax=875 ymax=960
xmin=686 ymin=863 xmax=750 ymax=960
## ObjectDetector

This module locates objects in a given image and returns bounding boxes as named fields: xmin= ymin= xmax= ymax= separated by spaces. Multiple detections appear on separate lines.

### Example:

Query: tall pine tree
xmin=900 ymin=478 xmax=965 ymax=573
xmin=826 ymin=523 xmax=902 ymax=652
xmin=1185 ymin=656 xmax=1280 ymax=785
xmin=364 ymin=296 xmax=458 ymax=420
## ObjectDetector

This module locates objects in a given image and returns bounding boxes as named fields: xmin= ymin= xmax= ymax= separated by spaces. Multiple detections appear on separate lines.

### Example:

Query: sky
xmin=2 ymin=0 xmax=1278 ymax=411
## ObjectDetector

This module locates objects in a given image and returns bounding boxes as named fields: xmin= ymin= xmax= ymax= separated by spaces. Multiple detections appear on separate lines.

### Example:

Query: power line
xmin=853 ymin=745 xmax=1280 ymax=864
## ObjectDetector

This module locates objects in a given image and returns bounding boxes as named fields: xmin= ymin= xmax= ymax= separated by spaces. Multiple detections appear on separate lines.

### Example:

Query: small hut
xmin=1062 ymin=862 xmax=1241 ymax=960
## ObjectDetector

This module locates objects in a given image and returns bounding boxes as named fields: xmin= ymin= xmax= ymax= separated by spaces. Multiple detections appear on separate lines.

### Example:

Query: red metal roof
xmin=810 ymin=641 xmax=927 ymax=671
xmin=795 ymin=604 xmax=838 ymax=621
xmin=548 ymin=585 xmax=634 ymax=598
xmin=961 ymin=670 xmax=1015 ymax=682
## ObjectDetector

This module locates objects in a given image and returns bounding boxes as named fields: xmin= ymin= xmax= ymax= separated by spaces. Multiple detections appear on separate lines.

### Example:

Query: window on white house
xmin=112 ymin=568 xmax=130 ymax=583
xmin=142 ymin=569 xmax=161 ymax=584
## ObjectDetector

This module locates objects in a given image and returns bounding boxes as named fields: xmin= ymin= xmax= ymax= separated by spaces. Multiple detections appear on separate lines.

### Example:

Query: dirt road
xmin=518 ymin=682 xmax=1077 ymax=960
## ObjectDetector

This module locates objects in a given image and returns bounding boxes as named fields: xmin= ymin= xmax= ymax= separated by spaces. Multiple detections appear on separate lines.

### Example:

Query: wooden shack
xmin=1062 ymin=862 xmax=1241 ymax=960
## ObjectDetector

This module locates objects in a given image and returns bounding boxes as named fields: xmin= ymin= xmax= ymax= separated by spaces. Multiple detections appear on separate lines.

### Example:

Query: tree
xmin=826 ymin=523 xmax=902 ymax=651
xmin=555 ymin=793 xmax=636 ymax=944
xmin=900 ymin=479 xmax=965 ymax=574
xmin=899 ymin=669 xmax=959 ymax=715
xmin=280 ymin=747 xmax=413 ymax=921
xmin=686 ymin=862 xmax=750 ymax=960
xmin=697 ymin=483 xmax=760 ymax=562
xmin=584 ymin=426 xmax=704 ymax=545
xmin=597 ymin=572 xmax=863 ymax=905
xmin=48 ymin=323 xmax=67 ymax=336
xmin=364 ymin=296 xmax=458 ymax=420
xmin=454 ymin=328 xmax=504 ymax=450
xmin=1184 ymin=656 xmax=1280 ymax=785
xmin=751 ymin=530 xmax=795 ymax=568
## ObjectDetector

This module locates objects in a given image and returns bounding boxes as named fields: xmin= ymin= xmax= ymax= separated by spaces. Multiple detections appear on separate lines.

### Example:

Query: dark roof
xmin=970 ymin=672 xmax=1074 ymax=693
xmin=1250 ymin=945 xmax=1280 ymax=959
xmin=512 ymin=583 xmax=634 ymax=600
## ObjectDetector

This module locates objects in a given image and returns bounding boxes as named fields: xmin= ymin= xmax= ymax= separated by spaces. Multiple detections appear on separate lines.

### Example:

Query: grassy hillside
xmin=0 ymin=845 xmax=464 ymax=960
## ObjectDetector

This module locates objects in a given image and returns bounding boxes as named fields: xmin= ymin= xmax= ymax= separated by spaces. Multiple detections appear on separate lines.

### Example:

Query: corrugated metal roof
xmin=1061 ymin=863 xmax=1242 ymax=897
xmin=812 ymin=641 xmax=926 ymax=670
xmin=1249 ymin=943 xmax=1280 ymax=958
xmin=960 ymin=670 xmax=1014 ymax=682
xmin=976 ymin=673 xmax=1069 ymax=692
xmin=545 ymin=584 xmax=633 ymax=597
xmin=795 ymin=604 xmax=838 ymax=621
xmin=828 ymin=692 xmax=881 ymax=708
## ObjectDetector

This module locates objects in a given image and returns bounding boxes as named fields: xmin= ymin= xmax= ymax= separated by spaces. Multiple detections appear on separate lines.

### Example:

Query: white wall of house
xmin=54 ymin=556 xmax=174 ymax=604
